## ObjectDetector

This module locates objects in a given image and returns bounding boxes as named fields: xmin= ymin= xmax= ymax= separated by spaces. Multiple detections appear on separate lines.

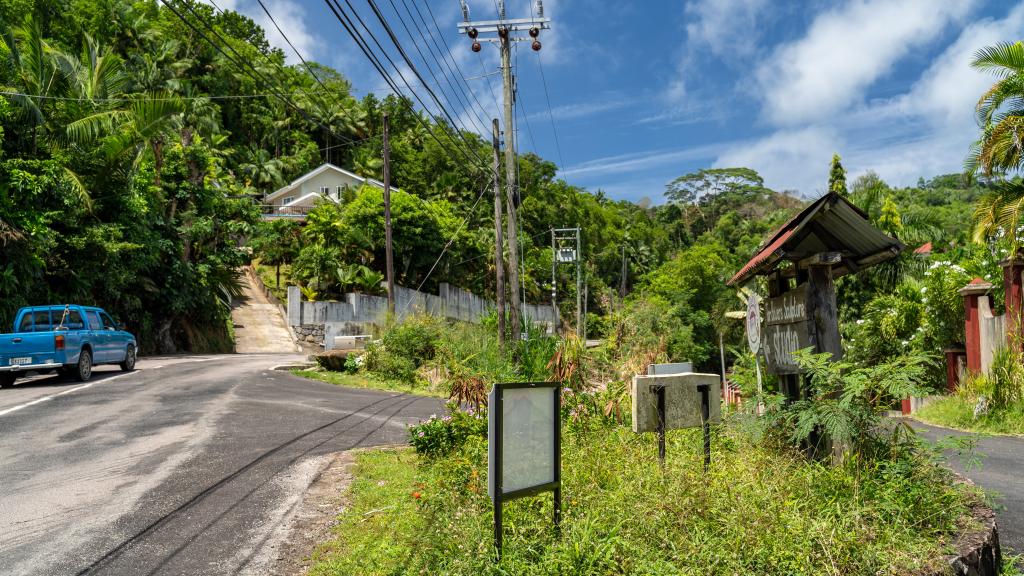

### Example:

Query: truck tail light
xmin=55 ymin=334 xmax=65 ymax=350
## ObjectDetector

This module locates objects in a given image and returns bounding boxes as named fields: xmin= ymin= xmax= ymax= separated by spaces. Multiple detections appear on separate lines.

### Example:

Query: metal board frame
xmin=489 ymin=381 xmax=561 ymax=558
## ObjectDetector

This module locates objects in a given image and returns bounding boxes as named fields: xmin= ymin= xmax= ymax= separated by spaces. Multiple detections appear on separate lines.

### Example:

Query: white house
xmin=262 ymin=163 xmax=389 ymax=218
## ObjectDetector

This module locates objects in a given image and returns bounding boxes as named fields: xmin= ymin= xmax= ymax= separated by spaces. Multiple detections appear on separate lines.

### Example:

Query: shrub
xmin=343 ymin=352 xmax=363 ymax=374
xmin=364 ymin=342 xmax=418 ymax=384
xmin=408 ymin=405 xmax=486 ymax=458
xmin=382 ymin=314 xmax=443 ymax=368
xmin=766 ymin=349 xmax=933 ymax=458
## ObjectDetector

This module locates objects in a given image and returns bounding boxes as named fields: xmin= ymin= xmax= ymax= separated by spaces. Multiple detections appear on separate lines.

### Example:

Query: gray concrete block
xmin=631 ymin=373 xmax=721 ymax=434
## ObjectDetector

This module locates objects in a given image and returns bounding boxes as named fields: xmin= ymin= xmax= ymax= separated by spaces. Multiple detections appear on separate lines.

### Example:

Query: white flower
xmin=921 ymin=287 xmax=927 ymax=293
xmin=856 ymin=319 xmax=865 ymax=325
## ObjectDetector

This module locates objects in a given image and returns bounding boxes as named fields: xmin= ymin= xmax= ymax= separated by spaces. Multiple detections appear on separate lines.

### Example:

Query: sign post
xmin=488 ymin=382 xmax=561 ymax=560
xmin=631 ymin=373 xmax=721 ymax=471
xmin=746 ymin=294 xmax=764 ymax=413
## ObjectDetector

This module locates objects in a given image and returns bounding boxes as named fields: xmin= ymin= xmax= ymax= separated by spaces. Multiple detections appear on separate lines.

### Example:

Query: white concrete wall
xmin=978 ymin=296 xmax=1006 ymax=373
xmin=288 ymin=281 xmax=558 ymax=344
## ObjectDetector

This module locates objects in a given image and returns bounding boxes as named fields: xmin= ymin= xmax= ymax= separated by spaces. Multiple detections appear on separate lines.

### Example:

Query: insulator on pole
xmin=536 ymin=0 xmax=544 ymax=18
xmin=459 ymin=0 xmax=469 ymax=21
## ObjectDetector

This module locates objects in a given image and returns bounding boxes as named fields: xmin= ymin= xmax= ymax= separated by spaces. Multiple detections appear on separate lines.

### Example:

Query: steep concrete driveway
xmin=908 ymin=420 xmax=1024 ymax=555
xmin=0 ymin=354 xmax=442 ymax=575
xmin=231 ymin=271 xmax=300 ymax=354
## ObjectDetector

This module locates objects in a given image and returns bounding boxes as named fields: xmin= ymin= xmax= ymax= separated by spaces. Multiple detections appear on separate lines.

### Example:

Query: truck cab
xmin=0 ymin=305 xmax=138 ymax=388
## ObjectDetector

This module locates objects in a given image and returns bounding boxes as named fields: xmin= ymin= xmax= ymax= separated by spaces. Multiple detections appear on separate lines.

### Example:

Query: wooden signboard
xmin=762 ymin=284 xmax=811 ymax=375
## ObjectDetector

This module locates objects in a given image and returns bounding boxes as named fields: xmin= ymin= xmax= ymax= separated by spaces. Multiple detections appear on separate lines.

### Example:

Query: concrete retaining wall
xmin=287 ymin=283 xmax=558 ymax=347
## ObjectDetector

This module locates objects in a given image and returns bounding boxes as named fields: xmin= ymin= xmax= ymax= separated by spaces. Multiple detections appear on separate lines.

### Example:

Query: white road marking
xmin=0 ymin=355 xmax=291 ymax=419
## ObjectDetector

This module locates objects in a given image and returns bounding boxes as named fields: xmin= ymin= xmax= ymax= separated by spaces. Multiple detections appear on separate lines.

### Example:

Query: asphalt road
xmin=906 ymin=419 xmax=1024 ymax=556
xmin=0 ymin=354 xmax=442 ymax=576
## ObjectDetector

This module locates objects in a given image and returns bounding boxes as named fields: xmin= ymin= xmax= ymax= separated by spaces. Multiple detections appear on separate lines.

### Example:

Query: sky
xmin=209 ymin=0 xmax=1024 ymax=203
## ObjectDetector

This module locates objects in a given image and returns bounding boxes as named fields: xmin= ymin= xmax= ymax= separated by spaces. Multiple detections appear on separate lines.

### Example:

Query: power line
xmin=247 ymin=0 xmax=366 ymax=138
xmin=535 ymin=52 xmax=565 ymax=171
xmin=0 ymin=89 xmax=326 ymax=102
xmin=362 ymin=0 xmax=488 ymax=168
xmin=386 ymin=0 xmax=490 ymax=136
xmin=159 ymin=0 xmax=355 ymax=150
xmin=321 ymin=0 xmax=486 ymax=174
xmin=416 ymin=0 xmax=498 ymax=130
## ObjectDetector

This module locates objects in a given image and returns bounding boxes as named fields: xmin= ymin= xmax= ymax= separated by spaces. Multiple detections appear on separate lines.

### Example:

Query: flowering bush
xmin=408 ymin=404 xmax=486 ymax=458
xmin=343 ymin=352 xmax=364 ymax=374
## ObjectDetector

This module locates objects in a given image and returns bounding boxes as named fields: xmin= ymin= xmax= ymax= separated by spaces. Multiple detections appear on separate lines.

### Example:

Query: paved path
xmin=0 ymin=354 xmax=442 ymax=575
xmin=231 ymin=271 xmax=300 ymax=354
xmin=906 ymin=419 xmax=1024 ymax=556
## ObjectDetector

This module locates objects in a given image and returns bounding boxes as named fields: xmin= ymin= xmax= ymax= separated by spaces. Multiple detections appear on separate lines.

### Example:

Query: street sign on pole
xmin=746 ymin=293 xmax=761 ymax=354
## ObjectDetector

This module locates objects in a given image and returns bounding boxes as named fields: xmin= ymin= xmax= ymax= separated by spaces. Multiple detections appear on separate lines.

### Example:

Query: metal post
xmin=698 ymin=384 xmax=710 ymax=473
xmin=382 ymin=113 xmax=395 ymax=317
xmin=576 ymin=228 xmax=582 ymax=337
xmin=653 ymin=384 xmax=666 ymax=469
xmin=551 ymin=228 xmax=557 ymax=326
xmin=492 ymin=119 xmax=506 ymax=350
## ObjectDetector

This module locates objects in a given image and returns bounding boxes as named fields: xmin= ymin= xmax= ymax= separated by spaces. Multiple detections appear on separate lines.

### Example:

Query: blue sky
xmin=212 ymin=0 xmax=1024 ymax=203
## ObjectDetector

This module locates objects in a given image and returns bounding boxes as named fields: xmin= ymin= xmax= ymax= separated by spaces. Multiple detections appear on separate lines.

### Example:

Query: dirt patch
xmin=257 ymin=451 xmax=356 ymax=576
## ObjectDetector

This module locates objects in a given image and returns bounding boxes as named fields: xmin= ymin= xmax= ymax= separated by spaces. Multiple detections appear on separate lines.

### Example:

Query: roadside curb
xmin=934 ymin=478 xmax=1002 ymax=576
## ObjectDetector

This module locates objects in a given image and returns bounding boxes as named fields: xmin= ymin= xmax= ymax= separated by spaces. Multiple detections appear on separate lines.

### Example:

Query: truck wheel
xmin=120 ymin=345 xmax=136 ymax=372
xmin=75 ymin=350 xmax=93 ymax=382
xmin=0 ymin=373 xmax=14 ymax=388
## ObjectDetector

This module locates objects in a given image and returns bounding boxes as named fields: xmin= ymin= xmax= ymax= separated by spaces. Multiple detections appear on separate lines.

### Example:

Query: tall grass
xmin=308 ymin=419 xmax=978 ymax=576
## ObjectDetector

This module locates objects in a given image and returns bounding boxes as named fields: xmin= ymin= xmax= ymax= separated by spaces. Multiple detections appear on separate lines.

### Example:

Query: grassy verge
xmin=253 ymin=260 xmax=291 ymax=303
xmin=291 ymin=369 xmax=448 ymax=398
xmin=307 ymin=420 xmax=980 ymax=575
xmin=915 ymin=396 xmax=1024 ymax=436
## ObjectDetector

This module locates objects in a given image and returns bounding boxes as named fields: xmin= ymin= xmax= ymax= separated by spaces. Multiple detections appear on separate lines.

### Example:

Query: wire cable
xmin=535 ymin=51 xmax=565 ymax=171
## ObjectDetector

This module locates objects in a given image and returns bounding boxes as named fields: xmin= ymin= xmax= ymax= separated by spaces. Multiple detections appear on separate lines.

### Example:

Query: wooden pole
xmin=500 ymin=30 xmax=521 ymax=342
xmin=492 ymin=119 xmax=506 ymax=350
xmin=383 ymin=113 xmax=395 ymax=317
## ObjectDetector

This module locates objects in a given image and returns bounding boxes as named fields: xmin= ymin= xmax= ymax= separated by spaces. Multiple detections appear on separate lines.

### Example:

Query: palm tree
xmin=966 ymin=41 xmax=1024 ymax=177
xmin=65 ymin=92 xmax=185 ymax=187
xmin=965 ymin=41 xmax=1024 ymax=246
xmin=238 ymin=148 xmax=284 ymax=195
xmin=0 ymin=16 xmax=63 ymax=154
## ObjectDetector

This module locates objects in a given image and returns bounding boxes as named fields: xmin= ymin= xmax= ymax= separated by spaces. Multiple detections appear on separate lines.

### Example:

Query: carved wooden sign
xmin=762 ymin=284 xmax=811 ymax=375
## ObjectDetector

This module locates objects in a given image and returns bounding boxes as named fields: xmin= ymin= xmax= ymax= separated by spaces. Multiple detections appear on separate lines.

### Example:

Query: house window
xmin=336 ymin=186 xmax=343 ymax=198
xmin=282 ymin=196 xmax=295 ymax=205
xmin=320 ymin=186 xmax=330 ymax=195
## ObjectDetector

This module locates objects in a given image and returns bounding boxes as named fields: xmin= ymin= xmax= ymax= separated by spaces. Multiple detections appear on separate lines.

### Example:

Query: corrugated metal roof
xmin=727 ymin=192 xmax=905 ymax=286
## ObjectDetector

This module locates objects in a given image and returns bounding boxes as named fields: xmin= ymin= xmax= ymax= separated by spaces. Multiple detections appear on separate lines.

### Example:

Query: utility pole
xmin=492 ymin=119 xmax=506 ymax=350
xmin=459 ymin=0 xmax=551 ymax=343
xmin=620 ymin=244 xmax=627 ymax=298
xmin=382 ymin=113 xmax=395 ymax=317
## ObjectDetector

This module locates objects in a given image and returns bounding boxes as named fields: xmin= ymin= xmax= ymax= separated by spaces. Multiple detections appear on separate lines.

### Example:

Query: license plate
xmin=10 ymin=357 xmax=32 ymax=366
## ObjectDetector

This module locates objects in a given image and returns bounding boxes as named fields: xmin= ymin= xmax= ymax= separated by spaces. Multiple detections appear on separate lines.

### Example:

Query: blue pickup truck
xmin=0 ymin=305 xmax=137 ymax=388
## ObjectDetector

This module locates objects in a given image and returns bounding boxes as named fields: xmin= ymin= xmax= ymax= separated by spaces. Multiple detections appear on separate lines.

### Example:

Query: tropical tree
xmin=238 ymin=147 xmax=284 ymax=194
xmin=964 ymin=41 xmax=1024 ymax=245
xmin=65 ymin=92 xmax=185 ymax=186
xmin=829 ymin=153 xmax=848 ymax=196
xmin=966 ymin=41 xmax=1024 ymax=177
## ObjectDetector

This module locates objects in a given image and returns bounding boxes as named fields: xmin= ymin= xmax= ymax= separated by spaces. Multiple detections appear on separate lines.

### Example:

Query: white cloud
xmin=757 ymin=0 xmax=977 ymax=126
xmin=527 ymin=98 xmax=629 ymax=122
xmin=710 ymin=3 xmax=1024 ymax=196
xmin=685 ymin=0 xmax=769 ymax=57
xmin=562 ymin=142 xmax=726 ymax=179
xmin=251 ymin=0 xmax=316 ymax=66
xmin=713 ymin=126 xmax=840 ymax=194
